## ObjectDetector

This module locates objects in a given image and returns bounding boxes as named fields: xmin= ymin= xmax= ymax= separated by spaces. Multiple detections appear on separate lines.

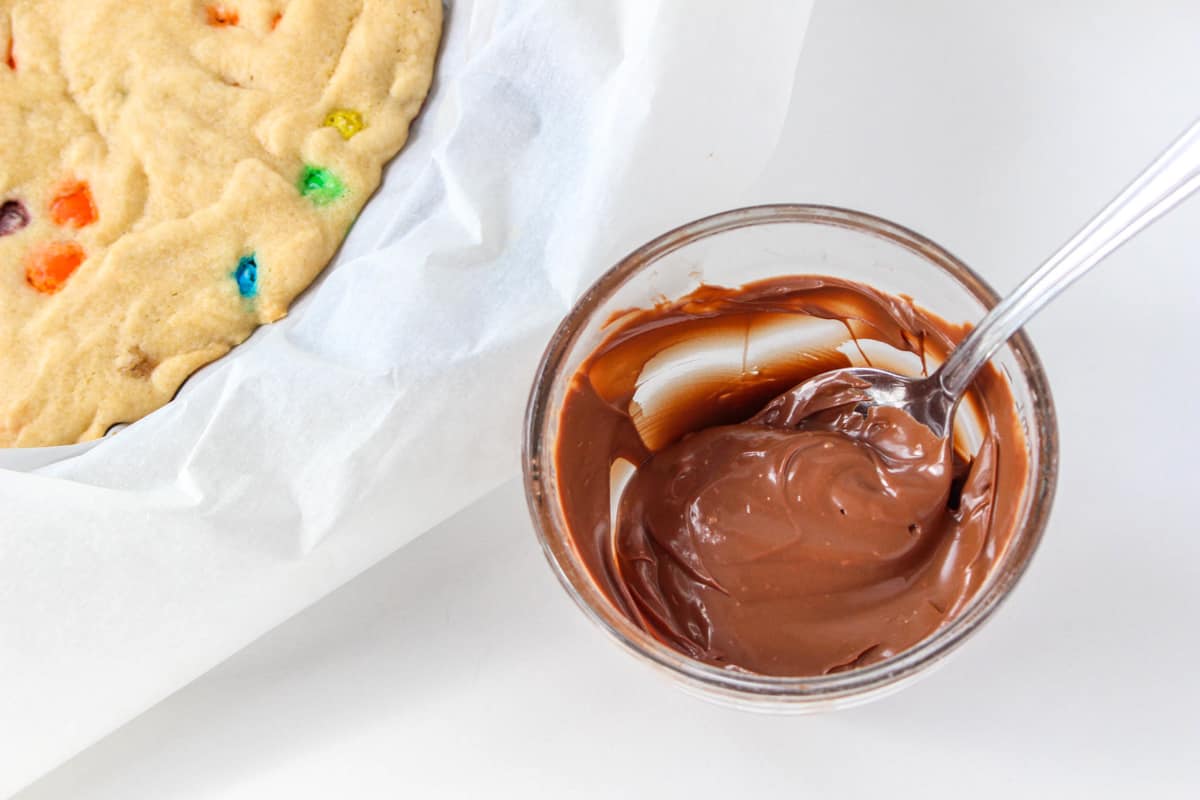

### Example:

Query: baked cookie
xmin=0 ymin=0 xmax=441 ymax=447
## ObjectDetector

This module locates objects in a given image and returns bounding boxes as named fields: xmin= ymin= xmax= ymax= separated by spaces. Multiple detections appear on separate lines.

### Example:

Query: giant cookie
xmin=0 ymin=0 xmax=441 ymax=446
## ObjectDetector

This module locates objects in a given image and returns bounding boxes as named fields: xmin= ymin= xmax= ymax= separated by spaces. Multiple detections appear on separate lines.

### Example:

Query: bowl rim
xmin=523 ymin=203 xmax=1059 ymax=702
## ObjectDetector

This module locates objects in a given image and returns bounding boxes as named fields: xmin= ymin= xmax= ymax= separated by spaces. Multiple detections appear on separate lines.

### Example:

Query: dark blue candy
xmin=234 ymin=253 xmax=258 ymax=298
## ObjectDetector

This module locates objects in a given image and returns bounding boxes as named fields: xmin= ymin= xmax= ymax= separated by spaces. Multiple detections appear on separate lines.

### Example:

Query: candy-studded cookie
xmin=0 ymin=0 xmax=440 ymax=446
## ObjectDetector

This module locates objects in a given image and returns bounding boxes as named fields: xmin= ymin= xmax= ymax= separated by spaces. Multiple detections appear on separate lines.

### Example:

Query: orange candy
xmin=49 ymin=181 xmax=97 ymax=228
xmin=270 ymin=12 xmax=282 ymax=31
xmin=25 ymin=241 xmax=85 ymax=294
xmin=206 ymin=4 xmax=239 ymax=27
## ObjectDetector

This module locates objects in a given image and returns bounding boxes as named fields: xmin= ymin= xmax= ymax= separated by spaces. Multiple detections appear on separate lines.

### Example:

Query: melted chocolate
xmin=554 ymin=276 xmax=1029 ymax=677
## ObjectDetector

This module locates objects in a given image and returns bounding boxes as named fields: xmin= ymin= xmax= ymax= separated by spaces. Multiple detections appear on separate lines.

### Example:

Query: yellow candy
xmin=324 ymin=109 xmax=365 ymax=141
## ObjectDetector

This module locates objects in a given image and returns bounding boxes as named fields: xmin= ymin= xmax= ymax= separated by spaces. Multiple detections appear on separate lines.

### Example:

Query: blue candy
xmin=234 ymin=253 xmax=258 ymax=298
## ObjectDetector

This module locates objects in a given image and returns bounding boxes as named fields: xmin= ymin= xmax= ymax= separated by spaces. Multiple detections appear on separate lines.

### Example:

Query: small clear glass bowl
xmin=523 ymin=205 xmax=1058 ymax=711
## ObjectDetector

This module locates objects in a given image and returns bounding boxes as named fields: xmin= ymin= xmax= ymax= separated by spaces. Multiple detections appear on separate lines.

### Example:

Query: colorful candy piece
xmin=206 ymin=4 xmax=239 ymax=27
xmin=49 ymin=181 xmax=97 ymax=228
xmin=26 ymin=241 xmax=85 ymax=294
xmin=233 ymin=253 xmax=258 ymax=298
xmin=270 ymin=12 xmax=283 ymax=31
xmin=298 ymin=165 xmax=345 ymax=206
xmin=0 ymin=200 xmax=30 ymax=236
xmin=324 ymin=109 xmax=365 ymax=141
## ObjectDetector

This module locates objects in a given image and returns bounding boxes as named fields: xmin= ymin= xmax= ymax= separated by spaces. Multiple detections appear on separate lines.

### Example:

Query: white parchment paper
xmin=0 ymin=1 xmax=813 ymax=794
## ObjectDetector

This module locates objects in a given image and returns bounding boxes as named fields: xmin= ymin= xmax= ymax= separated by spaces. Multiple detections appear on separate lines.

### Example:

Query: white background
xmin=17 ymin=1 xmax=1200 ymax=797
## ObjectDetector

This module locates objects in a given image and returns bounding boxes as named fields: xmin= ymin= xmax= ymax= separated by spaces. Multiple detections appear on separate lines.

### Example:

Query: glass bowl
xmin=523 ymin=205 xmax=1058 ymax=711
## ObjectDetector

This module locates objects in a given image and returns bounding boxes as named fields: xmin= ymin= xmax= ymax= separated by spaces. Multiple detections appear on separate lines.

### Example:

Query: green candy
xmin=298 ymin=165 xmax=345 ymax=206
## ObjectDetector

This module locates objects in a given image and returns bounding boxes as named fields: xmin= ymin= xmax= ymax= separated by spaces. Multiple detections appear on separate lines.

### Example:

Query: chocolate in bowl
xmin=524 ymin=206 xmax=1056 ymax=710
xmin=554 ymin=276 xmax=1027 ymax=677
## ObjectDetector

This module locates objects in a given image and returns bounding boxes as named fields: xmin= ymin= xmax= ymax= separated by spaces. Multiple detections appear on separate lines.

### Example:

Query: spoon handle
xmin=937 ymin=117 xmax=1200 ymax=401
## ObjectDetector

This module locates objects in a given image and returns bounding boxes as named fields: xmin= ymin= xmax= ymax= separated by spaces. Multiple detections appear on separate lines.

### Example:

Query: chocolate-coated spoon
xmin=760 ymin=119 xmax=1200 ymax=439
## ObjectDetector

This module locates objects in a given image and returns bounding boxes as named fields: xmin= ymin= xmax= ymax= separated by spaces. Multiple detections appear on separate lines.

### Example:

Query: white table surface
xmin=19 ymin=1 xmax=1200 ymax=797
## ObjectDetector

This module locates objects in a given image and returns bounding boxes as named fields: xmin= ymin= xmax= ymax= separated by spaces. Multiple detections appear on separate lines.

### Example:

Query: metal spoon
xmin=759 ymin=119 xmax=1200 ymax=439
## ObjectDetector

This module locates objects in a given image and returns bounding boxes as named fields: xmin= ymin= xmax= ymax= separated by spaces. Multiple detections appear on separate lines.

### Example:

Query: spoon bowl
xmin=755 ymin=367 xmax=957 ymax=439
